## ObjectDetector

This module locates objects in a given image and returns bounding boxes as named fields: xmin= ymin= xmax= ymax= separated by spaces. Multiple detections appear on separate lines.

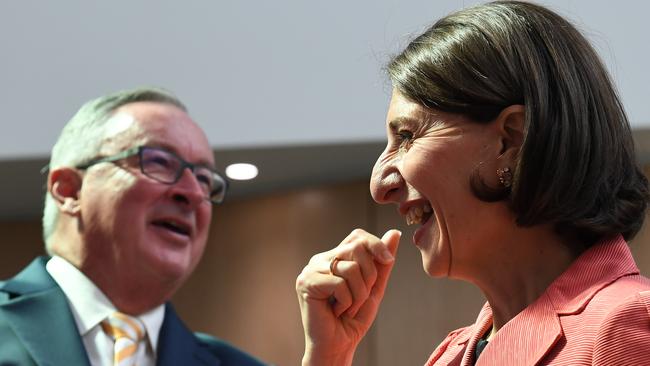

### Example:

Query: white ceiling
xmin=1 ymin=0 xmax=648 ymax=160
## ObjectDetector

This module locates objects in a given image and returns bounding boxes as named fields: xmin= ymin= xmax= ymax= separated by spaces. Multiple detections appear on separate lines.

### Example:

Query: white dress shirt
xmin=46 ymin=256 xmax=165 ymax=366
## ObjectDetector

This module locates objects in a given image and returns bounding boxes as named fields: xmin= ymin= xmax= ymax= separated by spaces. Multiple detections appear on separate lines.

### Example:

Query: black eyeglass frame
xmin=75 ymin=146 xmax=228 ymax=204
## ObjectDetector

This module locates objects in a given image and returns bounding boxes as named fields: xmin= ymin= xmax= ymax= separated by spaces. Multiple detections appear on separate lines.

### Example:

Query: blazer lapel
xmin=476 ymin=293 xmax=562 ymax=366
xmin=157 ymin=303 xmax=221 ymax=366
xmin=0 ymin=257 xmax=91 ymax=366
xmin=460 ymin=304 xmax=493 ymax=366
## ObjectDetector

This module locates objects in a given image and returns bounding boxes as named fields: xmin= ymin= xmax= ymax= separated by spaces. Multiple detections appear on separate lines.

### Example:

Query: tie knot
xmin=101 ymin=312 xmax=146 ymax=342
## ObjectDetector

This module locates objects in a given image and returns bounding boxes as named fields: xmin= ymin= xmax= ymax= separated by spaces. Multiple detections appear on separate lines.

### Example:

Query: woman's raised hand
xmin=296 ymin=229 xmax=401 ymax=366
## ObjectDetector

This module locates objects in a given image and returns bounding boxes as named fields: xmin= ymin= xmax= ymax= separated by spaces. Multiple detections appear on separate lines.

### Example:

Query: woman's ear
xmin=48 ymin=167 xmax=83 ymax=216
xmin=494 ymin=104 xmax=525 ymax=159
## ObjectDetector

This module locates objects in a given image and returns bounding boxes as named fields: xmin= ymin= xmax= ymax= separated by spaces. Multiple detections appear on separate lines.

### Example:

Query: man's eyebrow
xmin=146 ymin=143 xmax=216 ymax=170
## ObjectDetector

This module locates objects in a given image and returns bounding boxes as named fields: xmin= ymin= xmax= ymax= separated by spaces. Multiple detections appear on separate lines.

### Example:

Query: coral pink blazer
xmin=426 ymin=235 xmax=650 ymax=365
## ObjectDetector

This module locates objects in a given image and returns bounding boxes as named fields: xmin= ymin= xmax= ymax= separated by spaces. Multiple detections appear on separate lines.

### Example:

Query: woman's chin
xmin=422 ymin=261 xmax=449 ymax=278
xmin=418 ymin=237 xmax=450 ymax=278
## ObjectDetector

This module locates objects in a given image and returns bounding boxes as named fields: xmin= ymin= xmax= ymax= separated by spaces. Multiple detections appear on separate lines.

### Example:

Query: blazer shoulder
xmin=194 ymin=332 xmax=267 ymax=366
xmin=0 ymin=280 xmax=11 ymax=303
xmin=592 ymin=290 xmax=650 ymax=365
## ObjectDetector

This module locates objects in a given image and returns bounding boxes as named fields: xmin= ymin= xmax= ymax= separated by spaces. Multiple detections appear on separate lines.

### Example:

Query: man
xmin=0 ymin=87 xmax=265 ymax=365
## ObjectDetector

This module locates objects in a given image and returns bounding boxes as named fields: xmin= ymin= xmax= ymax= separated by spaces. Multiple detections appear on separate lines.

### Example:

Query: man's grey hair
xmin=42 ymin=87 xmax=187 ymax=253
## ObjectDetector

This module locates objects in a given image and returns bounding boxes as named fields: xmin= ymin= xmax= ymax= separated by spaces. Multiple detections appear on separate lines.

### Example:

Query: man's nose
xmin=170 ymin=168 xmax=206 ymax=207
xmin=369 ymin=153 xmax=403 ymax=204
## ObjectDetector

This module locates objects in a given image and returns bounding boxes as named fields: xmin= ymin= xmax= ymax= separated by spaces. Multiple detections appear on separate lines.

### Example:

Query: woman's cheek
xmin=400 ymin=144 xmax=436 ymax=183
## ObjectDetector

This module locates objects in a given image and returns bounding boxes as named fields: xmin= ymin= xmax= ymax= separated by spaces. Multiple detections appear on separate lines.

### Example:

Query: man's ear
xmin=494 ymin=104 xmax=525 ymax=161
xmin=48 ymin=167 xmax=83 ymax=216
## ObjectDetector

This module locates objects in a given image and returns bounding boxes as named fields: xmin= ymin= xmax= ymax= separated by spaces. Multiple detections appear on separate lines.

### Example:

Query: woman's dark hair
xmin=387 ymin=1 xmax=649 ymax=247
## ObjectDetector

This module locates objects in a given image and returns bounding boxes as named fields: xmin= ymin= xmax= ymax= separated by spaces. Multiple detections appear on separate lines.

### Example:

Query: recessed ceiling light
xmin=225 ymin=163 xmax=258 ymax=180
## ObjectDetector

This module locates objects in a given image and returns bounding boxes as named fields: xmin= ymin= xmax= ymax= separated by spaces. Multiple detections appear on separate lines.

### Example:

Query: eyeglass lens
xmin=140 ymin=148 xmax=226 ymax=203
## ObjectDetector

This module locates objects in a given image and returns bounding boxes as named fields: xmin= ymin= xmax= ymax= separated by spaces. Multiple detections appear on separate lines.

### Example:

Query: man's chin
xmin=142 ymin=252 xmax=196 ymax=285
xmin=141 ymin=230 xmax=204 ymax=284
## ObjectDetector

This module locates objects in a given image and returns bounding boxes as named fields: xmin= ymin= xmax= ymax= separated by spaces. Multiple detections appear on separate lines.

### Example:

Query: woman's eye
xmin=396 ymin=130 xmax=414 ymax=150
xmin=397 ymin=129 xmax=413 ymax=141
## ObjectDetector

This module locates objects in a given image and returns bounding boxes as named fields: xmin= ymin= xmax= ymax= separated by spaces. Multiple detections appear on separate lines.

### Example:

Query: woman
xmin=296 ymin=1 xmax=650 ymax=365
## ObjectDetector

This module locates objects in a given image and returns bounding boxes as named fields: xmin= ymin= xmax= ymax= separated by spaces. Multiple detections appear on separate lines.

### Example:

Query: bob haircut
xmin=387 ymin=1 xmax=648 ymax=247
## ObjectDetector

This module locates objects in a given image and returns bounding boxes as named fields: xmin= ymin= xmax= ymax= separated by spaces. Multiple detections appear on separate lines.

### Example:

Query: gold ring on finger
xmin=329 ymin=256 xmax=341 ymax=275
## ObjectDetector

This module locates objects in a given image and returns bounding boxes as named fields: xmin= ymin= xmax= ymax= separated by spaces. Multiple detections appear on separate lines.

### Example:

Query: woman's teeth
xmin=406 ymin=204 xmax=432 ymax=226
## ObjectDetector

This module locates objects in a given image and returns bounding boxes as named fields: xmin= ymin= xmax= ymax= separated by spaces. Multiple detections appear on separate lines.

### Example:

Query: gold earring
xmin=496 ymin=167 xmax=512 ymax=188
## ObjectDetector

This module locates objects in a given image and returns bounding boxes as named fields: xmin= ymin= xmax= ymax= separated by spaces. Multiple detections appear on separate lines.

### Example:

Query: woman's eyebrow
xmin=388 ymin=117 xmax=419 ymax=131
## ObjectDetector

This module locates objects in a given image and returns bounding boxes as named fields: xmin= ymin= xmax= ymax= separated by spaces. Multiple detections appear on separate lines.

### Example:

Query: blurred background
xmin=1 ymin=1 xmax=649 ymax=365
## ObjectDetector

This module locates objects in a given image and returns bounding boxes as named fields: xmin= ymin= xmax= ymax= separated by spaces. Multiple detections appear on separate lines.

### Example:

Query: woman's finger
xmin=356 ymin=229 xmax=401 ymax=323
xmin=297 ymin=270 xmax=353 ymax=317
xmin=343 ymin=228 xmax=395 ymax=265
xmin=330 ymin=259 xmax=370 ymax=318
xmin=329 ymin=229 xmax=391 ymax=289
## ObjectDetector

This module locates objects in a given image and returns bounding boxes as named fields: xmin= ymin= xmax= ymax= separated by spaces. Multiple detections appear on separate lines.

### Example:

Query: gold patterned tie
xmin=101 ymin=312 xmax=146 ymax=366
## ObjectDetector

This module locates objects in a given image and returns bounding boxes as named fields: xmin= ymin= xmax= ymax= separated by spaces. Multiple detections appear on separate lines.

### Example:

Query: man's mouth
xmin=151 ymin=219 xmax=191 ymax=237
xmin=405 ymin=202 xmax=433 ymax=226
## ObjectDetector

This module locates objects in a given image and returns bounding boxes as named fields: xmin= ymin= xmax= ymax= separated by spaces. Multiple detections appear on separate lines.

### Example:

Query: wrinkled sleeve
xmin=593 ymin=290 xmax=650 ymax=365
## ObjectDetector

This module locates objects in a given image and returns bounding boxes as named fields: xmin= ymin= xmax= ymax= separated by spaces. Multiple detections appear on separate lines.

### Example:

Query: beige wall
xmin=2 ymin=180 xmax=650 ymax=365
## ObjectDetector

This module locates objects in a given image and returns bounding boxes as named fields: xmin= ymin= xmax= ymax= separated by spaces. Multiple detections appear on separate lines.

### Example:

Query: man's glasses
xmin=76 ymin=146 xmax=228 ymax=204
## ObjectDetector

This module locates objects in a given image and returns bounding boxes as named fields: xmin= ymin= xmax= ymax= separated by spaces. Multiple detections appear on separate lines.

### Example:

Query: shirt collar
xmin=139 ymin=302 xmax=165 ymax=353
xmin=45 ymin=255 xmax=165 ymax=353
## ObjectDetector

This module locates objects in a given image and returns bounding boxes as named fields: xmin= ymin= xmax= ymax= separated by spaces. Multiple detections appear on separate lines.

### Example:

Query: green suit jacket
xmin=0 ymin=257 xmax=266 ymax=366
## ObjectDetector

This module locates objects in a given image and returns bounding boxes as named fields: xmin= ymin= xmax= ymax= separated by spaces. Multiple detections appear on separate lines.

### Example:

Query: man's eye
xmin=148 ymin=156 xmax=171 ymax=167
xmin=196 ymin=172 xmax=213 ymax=188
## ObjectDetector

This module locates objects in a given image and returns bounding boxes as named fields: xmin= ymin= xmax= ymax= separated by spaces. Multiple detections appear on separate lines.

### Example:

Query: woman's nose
xmin=369 ymin=153 xmax=403 ymax=204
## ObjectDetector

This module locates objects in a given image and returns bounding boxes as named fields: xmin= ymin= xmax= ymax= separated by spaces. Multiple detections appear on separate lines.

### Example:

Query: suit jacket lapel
xmin=0 ymin=257 xmax=91 ymax=366
xmin=476 ymin=292 xmax=562 ymax=365
xmin=157 ymin=303 xmax=221 ymax=366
